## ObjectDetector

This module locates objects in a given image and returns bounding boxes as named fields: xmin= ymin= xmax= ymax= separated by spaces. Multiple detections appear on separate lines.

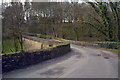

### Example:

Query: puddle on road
xmin=39 ymin=67 xmax=65 ymax=76
xmin=101 ymin=53 xmax=111 ymax=59
xmin=104 ymin=56 xmax=109 ymax=59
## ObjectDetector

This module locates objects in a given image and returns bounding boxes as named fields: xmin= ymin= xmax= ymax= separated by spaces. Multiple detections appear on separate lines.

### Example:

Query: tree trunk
xmin=14 ymin=37 xmax=18 ymax=52
xmin=75 ymin=32 xmax=79 ymax=41
xmin=12 ymin=26 xmax=18 ymax=52
xmin=74 ymin=28 xmax=79 ymax=41
xmin=62 ymin=33 xmax=66 ymax=39
xmin=117 ymin=15 xmax=120 ymax=42
xmin=19 ymin=34 xmax=23 ymax=52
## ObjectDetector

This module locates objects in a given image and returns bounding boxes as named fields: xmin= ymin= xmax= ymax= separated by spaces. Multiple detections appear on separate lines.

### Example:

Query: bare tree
xmin=3 ymin=2 xmax=25 ymax=52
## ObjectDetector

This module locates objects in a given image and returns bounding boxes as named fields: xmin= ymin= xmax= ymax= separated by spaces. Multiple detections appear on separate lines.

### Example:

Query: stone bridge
xmin=23 ymin=35 xmax=65 ymax=51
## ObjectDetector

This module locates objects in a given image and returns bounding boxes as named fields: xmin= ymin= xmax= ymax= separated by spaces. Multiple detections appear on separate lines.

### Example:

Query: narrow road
xmin=3 ymin=44 xmax=118 ymax=78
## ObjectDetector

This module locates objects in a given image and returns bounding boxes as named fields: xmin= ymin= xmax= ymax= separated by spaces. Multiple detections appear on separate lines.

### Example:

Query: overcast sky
xmin=0 ymin=0 xmax=120 ymax=5
xmin=0 ymin=0 xmax=94 ymax=5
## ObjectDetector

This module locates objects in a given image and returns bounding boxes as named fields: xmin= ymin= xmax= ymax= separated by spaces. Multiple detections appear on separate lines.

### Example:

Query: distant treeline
xmin=2 ymin=2 xmax=120 ymax=52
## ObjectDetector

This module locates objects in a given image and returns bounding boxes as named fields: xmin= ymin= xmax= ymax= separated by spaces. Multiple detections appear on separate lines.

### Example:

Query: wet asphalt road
xmin=2 ymin=44 xmax=118 ymax=78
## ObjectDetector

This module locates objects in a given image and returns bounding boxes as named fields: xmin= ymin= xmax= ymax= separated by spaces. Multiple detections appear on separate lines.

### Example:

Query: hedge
xmin=97 ymin=42 xmax=120 ymax=49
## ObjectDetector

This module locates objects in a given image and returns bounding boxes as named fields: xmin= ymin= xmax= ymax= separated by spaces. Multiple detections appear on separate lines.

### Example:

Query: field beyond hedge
xmin=2 ymin=39 xmax=26 ymax=54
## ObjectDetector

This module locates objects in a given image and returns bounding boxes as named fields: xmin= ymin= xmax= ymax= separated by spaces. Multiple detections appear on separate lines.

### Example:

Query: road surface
xmin=3 ymin=44 xmax=118 ymax=78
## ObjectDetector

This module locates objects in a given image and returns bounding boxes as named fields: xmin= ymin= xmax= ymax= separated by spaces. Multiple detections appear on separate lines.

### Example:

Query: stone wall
xmin=63 ymin=40 xmax=100 ymax=48
xmin=2 ymin=43 xmax=70 ymax=73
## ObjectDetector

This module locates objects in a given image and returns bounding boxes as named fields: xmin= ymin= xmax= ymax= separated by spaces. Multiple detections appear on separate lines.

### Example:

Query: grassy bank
xmin=106 ymin=49 xmax=118 ymax=54
xmin=2 ymin=39 xmax=25 ymax=54
xmin=101 ymin=48 xmax=119 ymax=56
xmin=97 ymin=42 xmax=120 ymax=56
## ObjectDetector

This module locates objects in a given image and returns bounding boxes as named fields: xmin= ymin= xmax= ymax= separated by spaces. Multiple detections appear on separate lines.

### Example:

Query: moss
xmin=53 ymin=43 xmax=70 ymax=48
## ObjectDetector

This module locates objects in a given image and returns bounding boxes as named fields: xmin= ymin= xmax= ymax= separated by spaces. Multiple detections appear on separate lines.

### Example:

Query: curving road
xmin=3 ymin=44 xmax=118 ymax=78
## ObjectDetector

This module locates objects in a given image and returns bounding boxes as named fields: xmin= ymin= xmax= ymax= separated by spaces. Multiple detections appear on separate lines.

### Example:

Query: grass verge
xmin=106 ymin=49 xmax=118 ymax=54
